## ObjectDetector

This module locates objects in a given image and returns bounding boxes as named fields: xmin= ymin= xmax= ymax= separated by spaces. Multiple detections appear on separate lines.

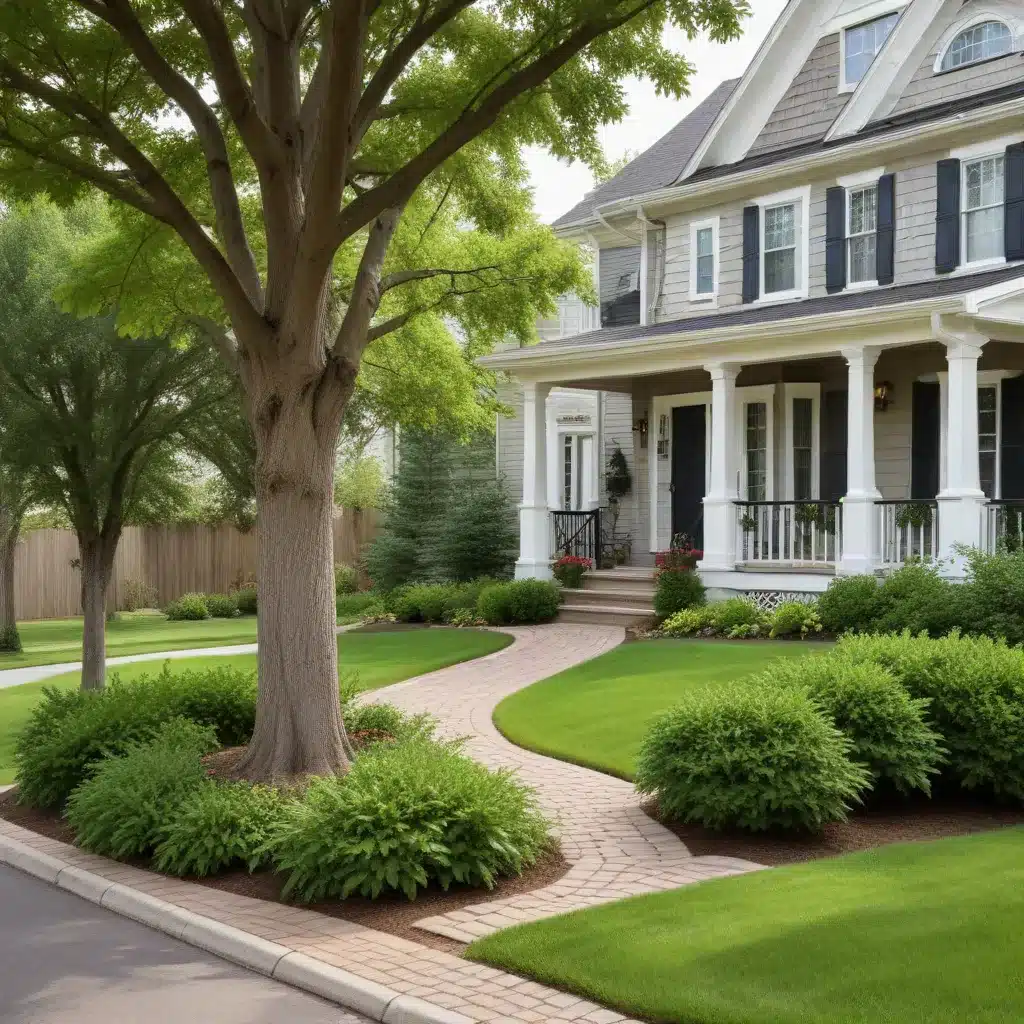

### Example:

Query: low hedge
xmin=477 ymin=579 xmax=560 ymax=626
xmin=234 ymin=586 xmax=258 ymax=615
xmin=165 ymin=592 xmax=209 ymax=621
xmin=15 ymin=664 xmax=257 ymax=809
xmin=661 ymin=598 xmax=822 ymax=640
xmin=204 ymin=592 xmax=238 ymax=618
xmin=635 ymin=685 xmax=870 ymax=832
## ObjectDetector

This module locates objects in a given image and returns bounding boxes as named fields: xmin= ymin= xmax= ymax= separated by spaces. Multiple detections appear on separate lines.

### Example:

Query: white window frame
xmin=933 ymin=14 xmax=1018 ymax=75
xmin=740 ymin=384 xmax=777 ymax=504
xmin=688 ymin=216 xmax=720 ymax=305
xmin=839 ymin=9 xmax=902 ymax=93
xmin=755 ymin=187 xmax=811 ymax=304
xmin=838 ymin=167 xmax=886 ymax=291
xmin=959 ymin=148 xmax=1008 ymax=272
xmin=783 ymin=384 xmax=821 ymax=502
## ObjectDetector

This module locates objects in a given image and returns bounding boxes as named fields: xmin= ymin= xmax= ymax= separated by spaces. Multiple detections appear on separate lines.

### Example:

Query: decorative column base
xmin=839 ymin=494 xmax=880 ymax=576
xmin=700 ymin=497 xmax=738 ymax=571
xmin=936 ymin=491 xmax=986 ymax=578
xmin=515 ymin=504 xmax=553 ymax=581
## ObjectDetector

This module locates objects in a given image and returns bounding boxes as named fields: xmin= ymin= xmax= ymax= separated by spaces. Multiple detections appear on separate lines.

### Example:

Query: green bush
xmin=165 ymin=592 xmax=210 ymax=621
xmin=817 ymin=575 xmax=881 ymax=635
xmin=872 ymin=563 xmax=961 ymax=637
xmin=434 ymin=483 xmax=517 ymax=582
xmin=960 ymin=548 xmax=1024 ymax=644
xmin=653 ymin=569 xmax=705 ymax=620
xmin=635 ymin=686 xmax=870 ymax=832
xmin=758 ymin=656 xmax=944 ymax=795
xmin=477 ymin=579 xmax=561 ymax=626
xmin=838 ymin=631 xmax=1024 ymax=800
xmin=15 ymin=664 xmax=257 ymax=809
xmin=709 ymin=597 xmax=764 ymax=633
xmin=203 ymin=592 xmax=238 ymax=618
xmin=769 ymin=600 xmax=823 ymax=639
xmin=661 ymin=606 xmax=716 ymax=637
xmin=336 ymin=592 xmax=382 ymax=622
xmin=363 ymin=534 xmax=419 ymax=592
xmin=392 ymin=583 xmax=459 ymax=624
xmin=0 ymin=623 xmax=22 ymax=652
xmin=334 ymin=563 xmax=359 ymax=597
xmin=339 ymin=682 xmax=436 ymax=744
xmin=267 ymin=738 xmax=550 ymax=901
xmin=154 ymin=782 xmax=290 ymax=877
xmin=66 ymin=720 xmax=217 ymax=859
xmin=234 ymin=585 xmax=257 ymax=615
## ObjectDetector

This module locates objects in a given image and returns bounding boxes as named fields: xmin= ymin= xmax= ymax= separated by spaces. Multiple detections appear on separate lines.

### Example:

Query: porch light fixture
xmin=633 ymin=415 xmax=649 ymax=449
xmin=874 ymin=381 xmax=893 ymax=412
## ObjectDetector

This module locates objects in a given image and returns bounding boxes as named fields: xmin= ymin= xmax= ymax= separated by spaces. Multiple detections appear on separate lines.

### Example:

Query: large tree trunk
xmin=79 ymin=535 xmax=116 ymax=691
xmin=232 ymin=365 xmax=356 ymax=784
xmin=0 ymin=518 xmax=20 ymax=653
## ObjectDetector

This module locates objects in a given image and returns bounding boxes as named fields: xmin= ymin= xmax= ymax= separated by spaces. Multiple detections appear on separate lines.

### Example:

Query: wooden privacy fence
xmin=14 ymin=510 xmax=380 ymax=621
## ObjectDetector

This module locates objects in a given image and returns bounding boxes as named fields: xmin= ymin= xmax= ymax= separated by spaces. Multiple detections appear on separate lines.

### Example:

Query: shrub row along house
xmin=485 ymin=0 xmax=1024 ymax=606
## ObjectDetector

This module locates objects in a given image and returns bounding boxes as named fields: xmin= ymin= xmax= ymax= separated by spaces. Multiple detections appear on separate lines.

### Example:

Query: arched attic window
xmin=939 ymin=19 xmax=1013 ymax=71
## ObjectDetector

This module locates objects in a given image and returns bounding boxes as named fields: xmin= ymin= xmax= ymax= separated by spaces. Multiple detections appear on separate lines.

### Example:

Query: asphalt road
xmin=0 ymin=864 xmax=370 ymax=1024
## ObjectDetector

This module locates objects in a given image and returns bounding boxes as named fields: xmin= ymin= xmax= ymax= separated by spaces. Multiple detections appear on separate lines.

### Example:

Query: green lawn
xmin=0 ymin=612 xmax=260 ymax=670
xmin=493 ymin=640 xmax=814 ymax=780
xmin=469 ymin=828 xmax=1024 ymax=1024
xmin=0 ymin=628 xmax=512 ymax=785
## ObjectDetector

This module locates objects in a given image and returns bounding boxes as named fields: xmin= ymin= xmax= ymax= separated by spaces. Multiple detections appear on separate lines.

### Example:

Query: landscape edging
xmin=0 ymin=834 xmax=472 ymax=1024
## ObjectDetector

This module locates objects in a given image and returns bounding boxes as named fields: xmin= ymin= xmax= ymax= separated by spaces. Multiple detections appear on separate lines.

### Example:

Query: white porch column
xmin=937 ymin=336 xmax=987 ymax=572
xmin=840 ymin=346 xmax=881 ymax=575
xmin=516 ymin=382 xmax=554 ymax=580
xmin=701 ymin=363 xmax=740 ymax=570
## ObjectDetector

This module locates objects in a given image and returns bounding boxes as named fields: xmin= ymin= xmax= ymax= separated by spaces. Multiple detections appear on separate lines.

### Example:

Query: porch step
xmin=581 ymin=568 xmax=657 ymax=593
xmin=568 ymin=586 xmax=656 ymax=611
xmin=558 ymin=602 xmax=657 ymax=629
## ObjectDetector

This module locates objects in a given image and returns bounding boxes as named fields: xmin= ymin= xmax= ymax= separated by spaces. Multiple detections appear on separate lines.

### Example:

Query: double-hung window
xmin=847 ymin=184 xmax=879 ymax=285
xmin=963 ymin=155 xmax=1005 ymax=265
xmin=764 ymin=203 xmax=797 ymax=295
xmin=746 ymin=403 xmax=769 ymax=502
xmin=689 ymin=218 xmax=719 ymax=302
xmin=843 ymin=12 xmax=900 ymax=89
xmin=979 ymin=385 xmax=998 ymax=499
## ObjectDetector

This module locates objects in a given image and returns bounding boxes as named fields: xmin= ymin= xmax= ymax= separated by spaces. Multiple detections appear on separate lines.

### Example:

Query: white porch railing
xmin=877 ymin=501 xmax=939 ymax=566
xmin=983 ymin=502 xmax=1024 ymax=554
xmin=735 ymin=501 xmax=842 ymax=566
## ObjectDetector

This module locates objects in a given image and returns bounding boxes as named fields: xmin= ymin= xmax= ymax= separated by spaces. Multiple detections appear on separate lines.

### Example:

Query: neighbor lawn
xmin=0 ymin=628 xmax=512 ymax=784
xmin=493 ymin=639 xmax=815 ymax=779
xmin=469 ymin=828 xmax=1024 ymax=1024
xmin=0 ymin=612 xmax=260 ymax=670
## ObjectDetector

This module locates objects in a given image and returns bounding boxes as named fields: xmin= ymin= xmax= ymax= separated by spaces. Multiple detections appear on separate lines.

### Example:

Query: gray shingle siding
xmin=891 ymin=48 xmax=1024 ymax=117
xmin=748 ymin=35 xmax=850 ymax=157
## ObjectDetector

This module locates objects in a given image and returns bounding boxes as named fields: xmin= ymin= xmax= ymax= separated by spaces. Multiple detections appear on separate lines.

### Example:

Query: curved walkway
xmin=370 ymin=625 xmax=764 ymax=944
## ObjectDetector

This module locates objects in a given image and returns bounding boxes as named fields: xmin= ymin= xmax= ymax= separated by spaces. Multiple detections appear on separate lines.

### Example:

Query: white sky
xmin=525 ymin=1 xmax=789 ymax=224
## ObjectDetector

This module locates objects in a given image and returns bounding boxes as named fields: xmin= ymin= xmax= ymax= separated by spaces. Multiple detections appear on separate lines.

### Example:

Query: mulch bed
xmin=645 ymin=796 xmax=1024 ymax=867
xmin=0 ymin=786 xmax=567 ymax=955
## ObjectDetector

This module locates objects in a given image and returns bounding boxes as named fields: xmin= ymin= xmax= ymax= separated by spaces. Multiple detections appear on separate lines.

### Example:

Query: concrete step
xmin=567 ymin=586 xmax=657 ymax=610
xmin=558 ymin=603 xmax=657 ymax=629
xmin=581 ymin=569 xmax=657 ymax=595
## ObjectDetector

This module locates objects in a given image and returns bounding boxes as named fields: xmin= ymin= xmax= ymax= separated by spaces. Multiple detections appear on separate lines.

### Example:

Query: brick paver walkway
xmin=369 ymin=625 xmax=763 ymax=944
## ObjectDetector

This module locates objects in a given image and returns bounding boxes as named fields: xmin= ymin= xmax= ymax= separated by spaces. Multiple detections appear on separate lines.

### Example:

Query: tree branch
xmin=185 ymin=315 xmax=240 ymax=371
xmin=379 ymin=265 xmax=501 ymax=292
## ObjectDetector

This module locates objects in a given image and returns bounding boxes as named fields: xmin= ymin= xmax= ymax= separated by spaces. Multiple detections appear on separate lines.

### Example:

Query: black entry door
xmin=820 ymin=390 xmax=848 ymax=503
xmin=911 ymin=381 xmax=941 ymax=499
xmin=671 ymin=405 xmax=707 ymax=548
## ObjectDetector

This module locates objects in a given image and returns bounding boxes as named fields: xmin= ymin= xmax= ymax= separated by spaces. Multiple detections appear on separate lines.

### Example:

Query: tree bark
xmin=231 ymin=359 xmax=357 ymax=784
xmin=0 ymin=521 xmax=20 ymax=653
xmin=79 ymin=536 xmax=115 ymax=691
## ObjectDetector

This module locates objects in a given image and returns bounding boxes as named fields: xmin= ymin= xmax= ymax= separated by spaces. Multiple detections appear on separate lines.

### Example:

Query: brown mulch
xmin=645 ymin=796 xmax=1024 ymax=867
xmin=0 ymin=786 xmax=567 ymax=955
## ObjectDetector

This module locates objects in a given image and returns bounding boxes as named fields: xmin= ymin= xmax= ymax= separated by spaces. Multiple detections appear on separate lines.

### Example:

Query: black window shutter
xmin=876 ymin=173 xmax=896 ymax=285
xmin=1002 ymin=375 xmax=1024 ymax=499
xmin=825 ymin=186 xmax=847 ymax=293
xmin=820 ymin=390 xmax=848 ymax=503
xmin=1005 ymin=143 xmax=1024 ymax=262
xmin=935 ymin=158 xmax=961 ymax=274
xmin=742 ymin=205 xmax=760 ymax=304
xmin=911 ymin=381 xmax=941 ymax=499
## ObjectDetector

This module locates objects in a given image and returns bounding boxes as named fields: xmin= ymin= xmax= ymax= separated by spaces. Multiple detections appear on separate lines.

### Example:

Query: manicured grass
xmin=0 ymin=628 xmax=512 ymax=784
xmin=469 ymin=828 xmax=1024 ymax=1024
xmin=0 ymin=612 xmax=260 ymax=670
xmin=493 ymin=639 xmax=815 ymax=780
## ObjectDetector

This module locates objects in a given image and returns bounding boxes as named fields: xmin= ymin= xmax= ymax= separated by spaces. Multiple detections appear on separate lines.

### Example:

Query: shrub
xmin=119 ymin=578 xmax=158 ymax=612
xmin=0 ymin=623 xmax=22 ymax=652
xmin=392 ymin=583 xmax=461 ymax=624
xmin=769 ymin=600 xmax=823 ymax=639
xmin=872 ymin=563 xmax=961 ymax=637
xmin=758 ymin=656 xmax=944 ymax=795
xmin=709 ymin=597 xmax=765 ymax=633
xmin=336 ymin=592 xmax=382 ymax=622
xmin=435 ymin=482 xmax=517 ymax=582
xmin=552 ymin=555 xmax=591 ymax=589
xmin=334 ymin=563 xmax=359 ymax=597
xmin=635 ymin=686 xmax=870 ymax=832
xmin=267 ymin=738 xmax=550 ymax=901
xmin=339 ymin=691 xmax=435 ymax=746
xmin=66 ymin=720 xmax=217 ymax=859
xmin=15 ymin=664 xmax=257 ymax=809
xmin=838 ymin=631 xmax=1024 ymax=800
xmin=440 ymin=578 xmax=496 ymax=622
xmin=363 ymin=533 xmax=419 ymax=592
xmin=477 ymin=579 xmax=561 ymax=626
xmin=653 ymin=568 xmax=705 ymax=620
xmin=165 ymin=592 xmax=209 ymax=621
xmin=817 ymin=575 xmax=880 ymax=635
xmin=204 ymin=592 xmax=238 ymax=618
xmin=153 ymin=782 xmax=290 ymax=877
xmin=961 ymin=547 xmax=1024 ymax=644
xmin=233 ymin=585 xmax=257 ymax=615
xmin=661 ymin=606 xmax=716 ymax=637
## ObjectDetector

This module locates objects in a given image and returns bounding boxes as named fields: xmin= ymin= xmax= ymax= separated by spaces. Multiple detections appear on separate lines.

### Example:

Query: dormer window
xmin=842 ymin=12 xmax=900 ymax=90
xmin=939 ymin=20 xmax=1013 ymax=71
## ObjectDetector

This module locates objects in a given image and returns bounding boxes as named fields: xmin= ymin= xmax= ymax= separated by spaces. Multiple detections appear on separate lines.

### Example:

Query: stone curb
xmin=0 ymin=835 xmax=472 ymax=1024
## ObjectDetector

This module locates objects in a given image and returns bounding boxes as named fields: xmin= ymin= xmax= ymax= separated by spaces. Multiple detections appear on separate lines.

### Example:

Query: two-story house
xmin=485 ymin=0 xmax=1024 ymax=617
